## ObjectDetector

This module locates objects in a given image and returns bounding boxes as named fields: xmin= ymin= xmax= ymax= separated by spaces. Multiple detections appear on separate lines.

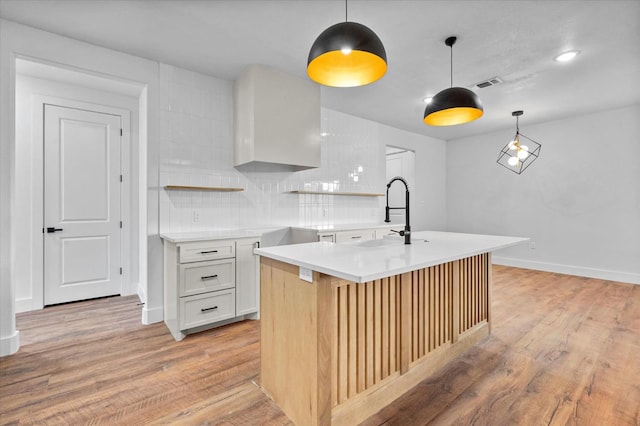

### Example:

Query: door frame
xmin=32 ymin=95 xmax=131 ymax=309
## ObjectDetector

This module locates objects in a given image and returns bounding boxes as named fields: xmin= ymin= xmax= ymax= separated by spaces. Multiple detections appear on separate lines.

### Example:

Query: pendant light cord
xmin=345 ymin=0 xmax=348 ymax=22
xmin=450 ymin=44 xmax=453 ymax=88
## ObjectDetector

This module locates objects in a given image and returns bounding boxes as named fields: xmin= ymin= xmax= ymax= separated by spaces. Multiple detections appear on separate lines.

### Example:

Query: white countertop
xmin=290 ymin=223 xmax=398 ymax=232
xmin=160 ymin=227 xmax=284 ymax=243
xmin=255 ymin=230 xmax=529 ymax=283
xmin=160 ymin=223 xmax=398 ymax=243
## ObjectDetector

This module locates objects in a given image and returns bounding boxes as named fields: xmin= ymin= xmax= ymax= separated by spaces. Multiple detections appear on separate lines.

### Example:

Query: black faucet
xmin=384 ymin=176 xmax=411 ymax=244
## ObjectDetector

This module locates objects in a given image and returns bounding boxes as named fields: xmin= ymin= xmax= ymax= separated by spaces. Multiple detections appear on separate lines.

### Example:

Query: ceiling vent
xmin=470 ymin=77 xmax=503 ymax=89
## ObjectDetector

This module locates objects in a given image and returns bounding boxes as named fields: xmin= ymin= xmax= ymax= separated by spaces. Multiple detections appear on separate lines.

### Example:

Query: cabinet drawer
xmin=335 ymin=230 xmax=374 ymax=243
xmin=317 ymin=233 xmax=336 ymax=243
xmin=179 ymin=259 xmax=236 ymax=297
xmin=180 ymin=289 xmax=235 ymax=330
xmin=179 ymin=240 xmax=235 ymax=263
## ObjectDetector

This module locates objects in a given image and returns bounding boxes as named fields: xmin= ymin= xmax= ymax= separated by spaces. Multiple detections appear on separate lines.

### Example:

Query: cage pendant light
xmin=424 ymin=36 xmax=483 ymax=126
xmin=496 ymin=111 xmax=542 ymax=174
xmin=307 ymin=0 xmax=387 ymax=87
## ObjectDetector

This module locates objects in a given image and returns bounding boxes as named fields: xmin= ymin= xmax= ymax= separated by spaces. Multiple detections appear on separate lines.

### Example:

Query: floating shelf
xmin=165 ymin=185 xmax=244 ymax=192
xmin=288 ymin=190 xmax=384 ymax=197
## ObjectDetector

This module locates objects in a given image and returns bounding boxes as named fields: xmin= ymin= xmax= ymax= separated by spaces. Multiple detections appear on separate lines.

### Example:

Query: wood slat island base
xmin=260 ymin=253 xmax=492 ymax=426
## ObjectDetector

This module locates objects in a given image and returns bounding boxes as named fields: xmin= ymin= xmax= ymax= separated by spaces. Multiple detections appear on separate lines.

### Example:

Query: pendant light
xmin=307 ymin=0 xmax=387 ymax=87
xmin=424 ymin=36 xmax=483 ymax=126
xmin=496 ymin=111 xmax=542 ymax=174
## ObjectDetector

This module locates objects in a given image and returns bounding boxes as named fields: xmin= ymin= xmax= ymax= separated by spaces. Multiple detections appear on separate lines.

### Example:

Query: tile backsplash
xmin=158 ymin=64 xmax=387 ymax=233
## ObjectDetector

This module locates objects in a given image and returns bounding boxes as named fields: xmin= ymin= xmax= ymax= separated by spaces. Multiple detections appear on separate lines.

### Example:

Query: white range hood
xmin=233 ymin=64 xmax=321 ymax=170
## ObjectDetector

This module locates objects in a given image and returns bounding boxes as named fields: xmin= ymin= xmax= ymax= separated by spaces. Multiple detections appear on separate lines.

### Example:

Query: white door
xmin=44 ymin=104 xmax=122 ymax=305
xmin=386 ymin=149 xmax=415 ymax=223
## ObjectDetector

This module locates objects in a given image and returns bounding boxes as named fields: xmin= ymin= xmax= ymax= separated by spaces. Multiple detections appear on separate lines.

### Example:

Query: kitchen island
xmin=255 ymin=230 xmax=528 ymax=426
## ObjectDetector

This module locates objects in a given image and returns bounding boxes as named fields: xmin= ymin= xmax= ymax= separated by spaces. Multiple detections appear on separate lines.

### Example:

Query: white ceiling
xmin=2 ymin=0 xmax=639 ymax=141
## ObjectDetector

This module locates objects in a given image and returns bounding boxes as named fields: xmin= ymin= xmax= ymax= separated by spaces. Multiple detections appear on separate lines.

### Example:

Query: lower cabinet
xmin=319 ymin=227 xmax=397 ymax=244
xmin=375 ymin=226 xmax=399 ymax=239
xmin=180 ymin=289 xmax=236 ymax=329
xmin=235 ymin=238 xmax=260 ymax=316
xmin=334 ymin=229 xmax=374 ymax=243
xmin=163 ymin=237 xmax=260 ymax=341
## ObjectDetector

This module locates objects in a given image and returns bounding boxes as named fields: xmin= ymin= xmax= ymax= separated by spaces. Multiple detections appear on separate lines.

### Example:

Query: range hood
xmin=234 ymin=64 xmax=321 ymax=171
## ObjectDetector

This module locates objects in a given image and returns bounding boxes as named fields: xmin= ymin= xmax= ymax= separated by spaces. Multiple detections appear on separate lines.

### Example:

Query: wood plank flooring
xmin=1 ymin=266 xmax=638 ymax=425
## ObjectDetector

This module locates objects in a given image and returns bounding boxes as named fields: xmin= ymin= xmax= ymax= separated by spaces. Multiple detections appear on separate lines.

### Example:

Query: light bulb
xmin=341 ymin=47 xmax=352 ymax=55
xmin=517 ymin=146 xmax=529 ymax=160
xmin=508 ymin=140 xmax=518 ymax=150
xmin=508 ymin=156 xmax=519 ymax=166
xmin=554 ymin=50 xmax=580 ymax=62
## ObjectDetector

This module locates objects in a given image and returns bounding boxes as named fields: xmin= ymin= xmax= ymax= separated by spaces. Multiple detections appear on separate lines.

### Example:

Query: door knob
xmin=47 ymin=227 xmax=63 ymax=233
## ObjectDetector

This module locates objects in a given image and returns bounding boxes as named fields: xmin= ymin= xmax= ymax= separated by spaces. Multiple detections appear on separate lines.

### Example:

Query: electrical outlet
xmin=193 ymin=210 xmax=200 ymax=222
xmin=299 ymin=267 xmax=313 ymax=283
xmin=530 ymin=241 xmax=536 ymax=250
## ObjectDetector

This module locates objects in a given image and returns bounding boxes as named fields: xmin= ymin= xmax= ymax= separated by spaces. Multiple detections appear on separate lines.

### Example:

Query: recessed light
xmin=554 ymin=50 xmax=580 ymax=62
xmin=423 ymin=97 xmax=433 ymax=104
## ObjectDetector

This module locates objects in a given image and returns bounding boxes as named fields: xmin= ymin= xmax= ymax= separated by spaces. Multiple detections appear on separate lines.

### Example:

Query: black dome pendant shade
xmin=424 ymin=36 xmax=483 ymax=126
xmin=307 ymin=2 xmax=387 ymax=87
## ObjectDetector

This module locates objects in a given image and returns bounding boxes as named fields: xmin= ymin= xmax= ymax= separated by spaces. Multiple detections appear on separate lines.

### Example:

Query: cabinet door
xmin=236 ymin=238 xmax=260 ymax=316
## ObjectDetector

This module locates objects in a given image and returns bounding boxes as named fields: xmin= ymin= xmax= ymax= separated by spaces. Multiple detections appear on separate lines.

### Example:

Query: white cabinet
xmin=375 ymin=226 xmax=398 ymax=239
xmin=317 ymin=232 xmax=336 ymax=243
xmin=334 ymin=230 xmax=375 ymax=243
xmin=179 ymin=258 xmax=235 ymax=297
xmin=235 ymin=238 xmax=260 ymax=316
xmin=234 ymin=64 xmax=320 ymax=170
xmin=290 ymin=226 xmax=401 ymax=245
xmin=163 ymin=237 xmax=260 ymax=341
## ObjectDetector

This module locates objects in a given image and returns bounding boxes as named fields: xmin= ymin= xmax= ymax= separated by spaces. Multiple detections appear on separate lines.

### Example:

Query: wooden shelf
xmin=165 ymin=185 xmax=244 ymax=192
xmin=288 ymin=190 xmax=384 ymax=197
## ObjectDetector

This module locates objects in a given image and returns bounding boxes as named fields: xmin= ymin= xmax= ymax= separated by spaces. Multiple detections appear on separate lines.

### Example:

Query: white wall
xmin=158 ymin=63 xmax=447 ymax=234
xmin=14 ymin=74 xmax=140 ymax=313
xmin=446 ymin=104 xmax=640 ymax=284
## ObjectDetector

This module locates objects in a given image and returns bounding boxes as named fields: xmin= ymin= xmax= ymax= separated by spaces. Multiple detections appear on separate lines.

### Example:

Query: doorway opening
xmin=14 ymin=58 xmax=144 ymax=312
xmin=385 ymin=146 xmax=415 ymax=225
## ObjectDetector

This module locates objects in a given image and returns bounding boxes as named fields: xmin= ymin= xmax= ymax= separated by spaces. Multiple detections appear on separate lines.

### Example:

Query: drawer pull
xmin=351 ymin=236 xmax=362 ymax=239
xmin=200 ymin=274 xmax=218 ymax=281
xmin=200 ymin=250 xmax=218 ymax=254
xmin=201 ymin=306 xmax=218 ymax=312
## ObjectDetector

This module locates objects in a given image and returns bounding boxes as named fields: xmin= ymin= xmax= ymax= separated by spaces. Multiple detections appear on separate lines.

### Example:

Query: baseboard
xmin=121 ymin=280 xmax=138 ymax=297
xmin=0 ymin=330 xmax=20 ymax=357
xmin=142 ymin=304 xmax=163 ymax=325
xmin=137 ymin=281 xmax=147 ymax=304
xmin=15 ymin=298 xmax=37 ymax=314
xmin=493 ymin=256 xmax=640 ymax=285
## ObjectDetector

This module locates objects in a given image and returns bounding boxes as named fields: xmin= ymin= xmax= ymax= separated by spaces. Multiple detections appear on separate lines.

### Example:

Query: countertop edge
xmin=255 ymin=233 xmax=529 ymax=283
xmin=160 ymin=227 xmax=285 ymax=243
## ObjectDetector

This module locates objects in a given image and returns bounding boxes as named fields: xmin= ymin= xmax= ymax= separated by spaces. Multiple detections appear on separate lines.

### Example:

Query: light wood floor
xmin=1 ymin=266 xmax=638 ymax=425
